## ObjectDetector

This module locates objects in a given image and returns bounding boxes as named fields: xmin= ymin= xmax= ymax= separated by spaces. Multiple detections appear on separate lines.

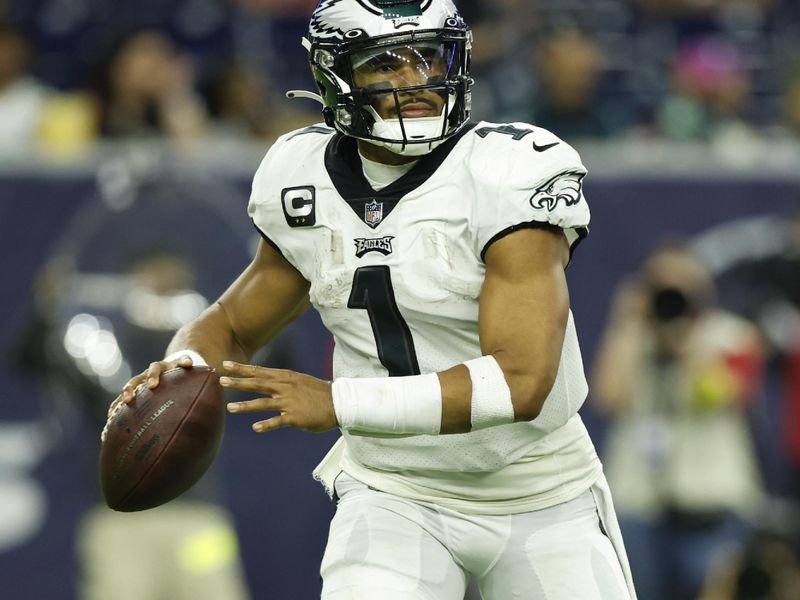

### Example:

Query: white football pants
xmin=321 ymin=473 xmax=636 ymax=599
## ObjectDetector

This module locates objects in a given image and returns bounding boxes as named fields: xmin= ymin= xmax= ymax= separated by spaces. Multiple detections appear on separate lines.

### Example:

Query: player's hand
xmin=222 ymin=362 xmax=337 ymax=434
xmin=115 ymin=355 xmax=196 ymax=407
xmin=102 ymin=355 xmax=197 ymax=443
xmin=610 ymin=280 xmax=648 ymax=324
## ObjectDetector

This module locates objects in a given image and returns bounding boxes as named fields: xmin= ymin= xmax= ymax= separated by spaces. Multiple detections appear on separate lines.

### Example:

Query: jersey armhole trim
xmin=567 ymin=226 xmax=589 ymax=267
xmin=480 ymin=221 xmax=563 ymax=263
xmin=252 ymin=220 xmax=285 ymax=258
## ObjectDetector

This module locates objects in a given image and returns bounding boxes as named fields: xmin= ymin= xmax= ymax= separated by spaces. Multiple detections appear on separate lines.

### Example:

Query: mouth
xmin=396 ymin=101 xmax=437 ymax=119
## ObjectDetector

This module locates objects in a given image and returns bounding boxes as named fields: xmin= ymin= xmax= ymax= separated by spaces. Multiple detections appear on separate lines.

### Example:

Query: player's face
xmin=352 ymin=42 xmax=454 ymax=120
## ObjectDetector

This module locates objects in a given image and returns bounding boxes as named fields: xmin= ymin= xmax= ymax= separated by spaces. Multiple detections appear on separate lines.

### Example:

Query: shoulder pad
xmin=469 ymin=121 xmax=584 ymax=189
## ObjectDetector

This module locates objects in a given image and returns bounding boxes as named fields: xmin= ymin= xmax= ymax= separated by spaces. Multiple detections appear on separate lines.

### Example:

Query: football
xmin=99 ymin=366 xmax=224 ymax=512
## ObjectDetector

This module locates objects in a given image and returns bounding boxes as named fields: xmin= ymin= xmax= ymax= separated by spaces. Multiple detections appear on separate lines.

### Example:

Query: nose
xmin=392 ymin=62 xmax=431 ymax=87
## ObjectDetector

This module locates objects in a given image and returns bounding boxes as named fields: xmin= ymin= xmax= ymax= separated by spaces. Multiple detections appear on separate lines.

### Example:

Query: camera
xmin=651 ymin=287 xmax=693 ymax=322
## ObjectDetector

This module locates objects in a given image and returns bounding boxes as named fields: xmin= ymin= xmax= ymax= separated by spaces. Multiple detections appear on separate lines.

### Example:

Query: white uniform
xmin=248 ymin=121 xmax=636 ymax=599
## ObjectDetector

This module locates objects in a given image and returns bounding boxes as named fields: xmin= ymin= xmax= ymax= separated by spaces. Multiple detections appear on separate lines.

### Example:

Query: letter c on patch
xmin=281 ymin=186 xmax=316 ymax=227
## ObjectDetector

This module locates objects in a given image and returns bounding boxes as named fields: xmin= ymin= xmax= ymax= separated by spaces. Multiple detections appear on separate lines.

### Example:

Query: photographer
xmin=592 ymin=243 xmax=765 ymax=600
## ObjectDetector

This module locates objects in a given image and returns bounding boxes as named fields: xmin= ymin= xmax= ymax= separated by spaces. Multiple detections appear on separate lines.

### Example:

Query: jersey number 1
xmin=348 ymin=266 xmax=420 ymax=377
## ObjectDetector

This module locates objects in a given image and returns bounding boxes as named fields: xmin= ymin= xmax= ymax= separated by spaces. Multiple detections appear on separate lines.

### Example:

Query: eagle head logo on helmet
xmin=291 ymin=0 xmax=473 ymax=157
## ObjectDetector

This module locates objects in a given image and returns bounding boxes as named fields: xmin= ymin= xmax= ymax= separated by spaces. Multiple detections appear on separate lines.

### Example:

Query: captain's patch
xmin=282 ymin=186 xmax=316 ymax=227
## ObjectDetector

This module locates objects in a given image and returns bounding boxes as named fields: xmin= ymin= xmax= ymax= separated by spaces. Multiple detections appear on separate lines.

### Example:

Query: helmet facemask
xmin=298 ymin=24 xmax=472 ymax=156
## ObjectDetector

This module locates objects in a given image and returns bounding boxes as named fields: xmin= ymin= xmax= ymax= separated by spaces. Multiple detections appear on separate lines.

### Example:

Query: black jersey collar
xmin=324 ymin=123 xmax=476 ymax=229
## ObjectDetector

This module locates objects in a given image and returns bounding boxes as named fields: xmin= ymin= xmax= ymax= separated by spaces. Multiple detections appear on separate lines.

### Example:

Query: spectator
xmin=655 ymin=37 xmax=756 ymax=141
xmin=530 ymin=28 xmax=634 ymax=140
xmin=0 ymin=23 xmax=47 ymax=155
xmin=232 ymin=0 xmax=316 ymax=16
xmin=689 ymin=211 xmax=800 ymax=505
xmin=228 ymin=0 xmax=318 ymax=104
xmin=92 ymin=30 xmax=210 ymax=143
xmin=635 ymin=0 xmax=776 ymax=33
xmin=455 ymin=0 xmax=539 ymax=122
xmin=592 ymin=243 xmax=765 ymax=600
xmin=698 ymin=529 xmax=800 ymax=600
xmin=719 ymin=212 xmax=800 ymax=500
xmin=206 ymin=58 xmax=316 ymax=141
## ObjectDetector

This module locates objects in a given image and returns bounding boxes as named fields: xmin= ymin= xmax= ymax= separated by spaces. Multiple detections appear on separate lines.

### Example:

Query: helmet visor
xmin=351 ymin=41 xmax=461 ymax=94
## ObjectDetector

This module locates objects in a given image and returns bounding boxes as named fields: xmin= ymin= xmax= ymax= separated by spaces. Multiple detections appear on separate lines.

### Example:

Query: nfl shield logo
xmin=365 ymin=200 xmax=384 ymax=227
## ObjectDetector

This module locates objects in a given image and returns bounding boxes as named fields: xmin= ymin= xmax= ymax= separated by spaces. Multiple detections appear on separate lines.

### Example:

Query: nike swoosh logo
xmin=532 ymin=141 xmax=560 ymax=152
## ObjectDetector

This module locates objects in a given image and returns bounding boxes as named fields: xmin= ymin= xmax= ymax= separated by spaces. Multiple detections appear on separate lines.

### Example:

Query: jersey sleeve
xmin=246 ymin=131 xmax=305 ymax=272
xmin=248 ymin=133 xmax=286 ymax=238
xmin=473 ymin=124 xmax=590 ymax=261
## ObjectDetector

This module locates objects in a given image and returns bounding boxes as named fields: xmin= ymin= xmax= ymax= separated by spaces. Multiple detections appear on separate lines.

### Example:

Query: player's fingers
xmin=226 ymin=397 xmax=281 ymax=414
xmin=222 ymin=361 xmax=292 ymax=380
xmin=120 ymin=373 xmax=146 ymax=404
xmin=145 ymin=361 xmax=167 ymax=389
xmin=120 ymin=386 xmax=130 ymax=402
xmin=219 ymin=375 xmax=283 ymax=394
xmin=108 ymin=395 xmax=123 ymax=416
xmin=222 ymin=361 xmax=258 ymax=377
xmin=176 ymin=355 xmax=194 ymax=368
xmin=251 ymin=415 xmax=288 ymax=433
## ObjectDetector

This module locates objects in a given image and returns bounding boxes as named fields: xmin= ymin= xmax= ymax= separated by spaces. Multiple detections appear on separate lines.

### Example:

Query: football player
xmin=109 ymin=0 xmax=637 ymax=597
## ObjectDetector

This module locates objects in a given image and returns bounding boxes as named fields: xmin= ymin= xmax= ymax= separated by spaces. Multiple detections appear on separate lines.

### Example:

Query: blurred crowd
xmin=592 ymin=240 xmax=800 ymax=600
xmin=1 ymin=0 xmax=800 ymax=159
xmin=3 ymin=2 xmax=800 ymax=600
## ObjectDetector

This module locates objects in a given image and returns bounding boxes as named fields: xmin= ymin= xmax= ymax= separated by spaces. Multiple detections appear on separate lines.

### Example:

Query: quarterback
xmin=110 ymin=0 xmax=637 ymax=598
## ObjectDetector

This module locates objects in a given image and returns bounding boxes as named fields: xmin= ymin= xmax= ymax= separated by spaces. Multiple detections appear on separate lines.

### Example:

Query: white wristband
xmin=163 ymin=349 xmax=208 ymax=367
xmin=331 ymin=373 xmax=442 ymax=435
xmin=464 ymin=356 xmax=515 ymax=430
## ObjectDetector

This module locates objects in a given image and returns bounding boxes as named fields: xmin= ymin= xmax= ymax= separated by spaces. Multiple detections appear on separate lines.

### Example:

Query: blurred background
xmin=1 ymin=0 xmax=800 ymax=598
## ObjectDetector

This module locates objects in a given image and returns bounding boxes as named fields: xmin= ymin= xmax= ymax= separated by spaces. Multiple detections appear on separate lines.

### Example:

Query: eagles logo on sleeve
xmin=529 ymin=170 xmax=586 ymax=212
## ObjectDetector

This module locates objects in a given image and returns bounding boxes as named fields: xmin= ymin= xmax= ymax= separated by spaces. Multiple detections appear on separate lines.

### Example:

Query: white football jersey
xmin=248 ymin=121 xmax=602 ymax=511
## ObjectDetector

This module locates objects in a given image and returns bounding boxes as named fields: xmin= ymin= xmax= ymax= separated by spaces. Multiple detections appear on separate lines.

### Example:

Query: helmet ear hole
xmin=312 ymin=71 xmax=338 ymax=107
